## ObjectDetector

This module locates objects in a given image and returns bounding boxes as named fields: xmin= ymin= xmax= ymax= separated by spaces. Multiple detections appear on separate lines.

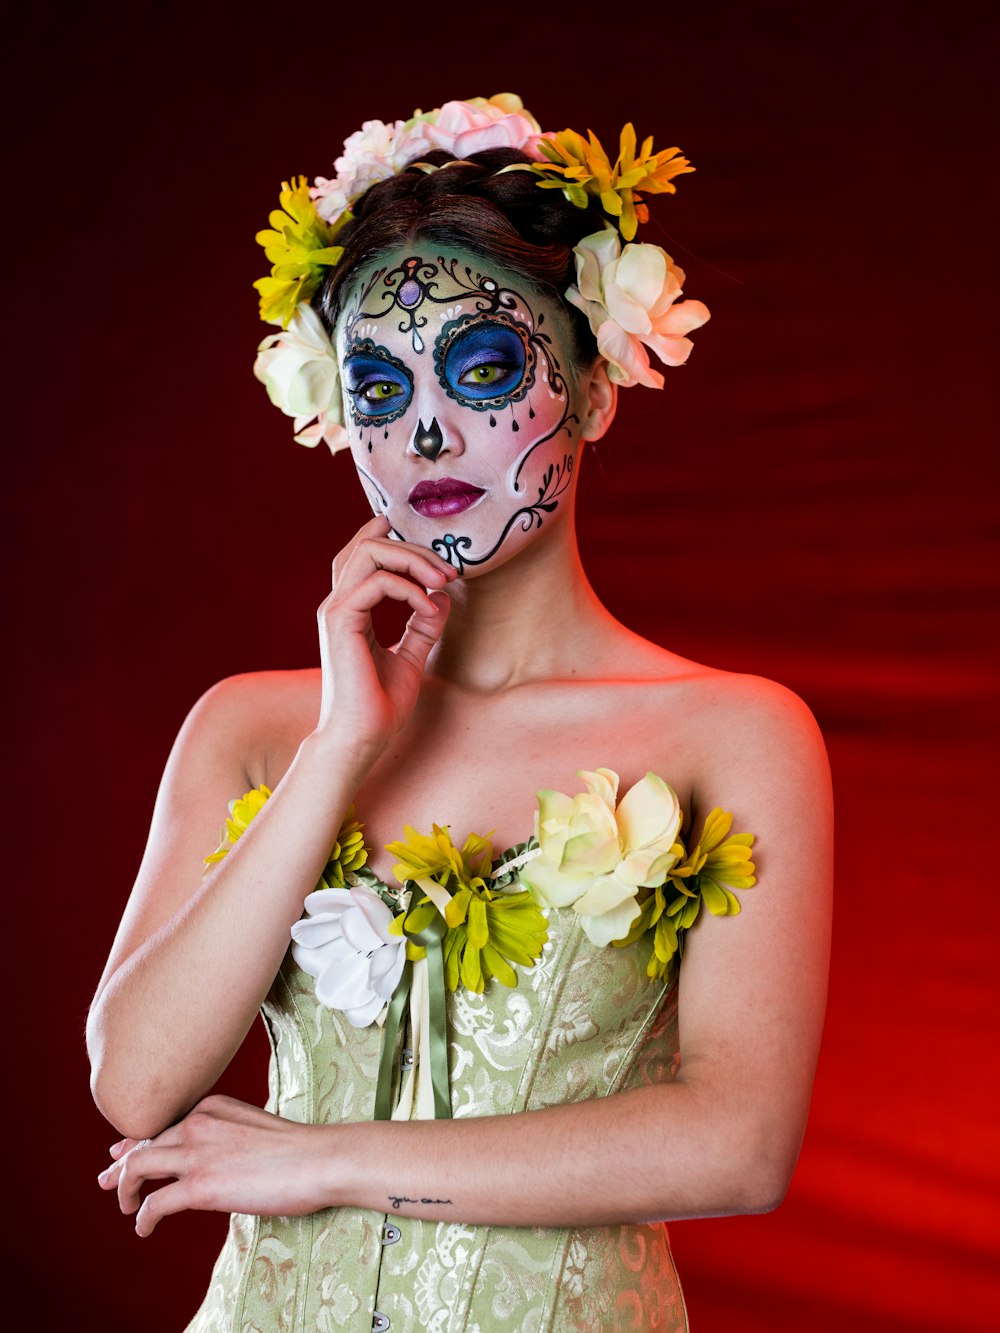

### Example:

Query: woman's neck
xmin=425 ymin=509 xmax=618 ymax=693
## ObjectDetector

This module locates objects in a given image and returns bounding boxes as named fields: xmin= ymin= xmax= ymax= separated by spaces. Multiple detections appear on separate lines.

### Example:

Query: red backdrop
xmin=8 ymin=2 xmax=998 ymax=1328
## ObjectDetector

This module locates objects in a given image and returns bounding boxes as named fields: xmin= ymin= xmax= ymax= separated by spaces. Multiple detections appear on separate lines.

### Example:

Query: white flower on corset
xmin=290 ymin=884 xmax=405 ymax=1027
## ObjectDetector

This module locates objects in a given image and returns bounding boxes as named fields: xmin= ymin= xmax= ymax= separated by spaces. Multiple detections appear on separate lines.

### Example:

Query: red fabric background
xmin=7 ymin=2 xmax=998 ymax=1327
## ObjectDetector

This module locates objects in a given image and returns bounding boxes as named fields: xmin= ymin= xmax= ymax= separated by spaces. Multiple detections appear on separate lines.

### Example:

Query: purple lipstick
xmin=408 ymin=478 xmax=486 ymax=518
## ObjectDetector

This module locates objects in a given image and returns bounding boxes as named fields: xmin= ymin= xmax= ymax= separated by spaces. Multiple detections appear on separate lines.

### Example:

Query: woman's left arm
xmin=101 ymin=677 xmax=832 ymax=1237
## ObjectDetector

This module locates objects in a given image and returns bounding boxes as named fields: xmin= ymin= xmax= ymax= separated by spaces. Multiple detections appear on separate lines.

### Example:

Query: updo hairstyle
xmin=317 ymin=147 xmax=607 ymax=372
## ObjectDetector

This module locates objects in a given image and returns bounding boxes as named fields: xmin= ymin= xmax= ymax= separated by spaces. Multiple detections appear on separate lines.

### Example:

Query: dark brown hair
xmin=316 ymin=147 xmax=606 ymax=370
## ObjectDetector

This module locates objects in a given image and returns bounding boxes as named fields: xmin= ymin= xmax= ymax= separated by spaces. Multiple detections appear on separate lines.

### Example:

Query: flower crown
xmin=252 ymin=94 xmax=710 ymax=454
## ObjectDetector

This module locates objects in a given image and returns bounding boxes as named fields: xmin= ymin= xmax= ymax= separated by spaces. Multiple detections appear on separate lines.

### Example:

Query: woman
xmin=89 ymin=94 xmax=832 ymax=1330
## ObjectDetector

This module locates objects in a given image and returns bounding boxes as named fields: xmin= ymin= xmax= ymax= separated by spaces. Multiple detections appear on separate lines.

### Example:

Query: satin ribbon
xmin=373 ymin=881 xmax=451 ymax=1122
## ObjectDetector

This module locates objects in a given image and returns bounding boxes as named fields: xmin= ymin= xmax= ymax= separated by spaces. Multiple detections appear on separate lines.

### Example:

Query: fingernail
xmin=109 ymin=1140 xmax=127 ymax=1158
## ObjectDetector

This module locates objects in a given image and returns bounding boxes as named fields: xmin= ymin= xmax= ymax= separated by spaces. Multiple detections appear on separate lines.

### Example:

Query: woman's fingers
xmin=394 ymin=590 xmax=452 ymax=674
xmin=97 ymin=1097 xmax=330 ymax=1237
xmin=99 ymin=1140 xmax=185 ymax=1215
xmin=331 ymin=514 xmax=390 ymax=583
xmin=332 ymin=516 xmax=457 ymax=591
xmin=332 ymin=539 xmax=456 ymax=601
xmin=134 ymin=1179 xmax=194 ymax=1237
xmin=323 ymin=569 xmax=445 ymax=629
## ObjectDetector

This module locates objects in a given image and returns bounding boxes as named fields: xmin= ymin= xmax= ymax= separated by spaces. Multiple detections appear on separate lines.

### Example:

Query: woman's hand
xmin=316 ymin=515 xmax=457 ymax=756
xmin=97 ymin=1095 xmax=335 ymax=1237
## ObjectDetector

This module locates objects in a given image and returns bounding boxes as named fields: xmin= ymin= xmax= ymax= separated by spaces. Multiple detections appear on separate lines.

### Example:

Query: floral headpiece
xmin=252 ymin=94 xmax=710 ymax=454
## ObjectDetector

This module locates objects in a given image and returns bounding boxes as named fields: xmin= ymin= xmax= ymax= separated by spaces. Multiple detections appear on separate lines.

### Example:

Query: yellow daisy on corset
xmin=533 ymin=124 xmax=694 ymax=240
xmin=203 ymin=785 xmax=272 ymax=864
xmin=253 ymin=176 xmax=349 ymax=328
xmin=203 ymin=786 xmax=368 ymax=884
xmin=386 ymin=825 xmax=549 ymax=993
xmin=612 ymin=808 xmax=756 ymax=982
xmin=318 ymin=810 xmax=369 ymax=886
xmin=667 ymin=807 xmax=756 ymax=924
xmin=386 ymin=823 xmax=493 ymax=891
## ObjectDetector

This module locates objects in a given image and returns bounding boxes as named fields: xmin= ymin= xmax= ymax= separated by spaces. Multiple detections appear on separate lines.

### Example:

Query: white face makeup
xmin=336 ymin=248 xmax=582 ymax=575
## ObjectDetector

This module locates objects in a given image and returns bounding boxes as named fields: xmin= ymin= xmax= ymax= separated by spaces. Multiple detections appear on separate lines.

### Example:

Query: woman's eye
xmin=362 ymin=381 xmax=403 ymax=402
xmin=342 ymin=347 xmax=413 ymax=420
xmin=439 ymin=320 xmax=529 ymax=404
xmin=459 ymin=363 xmax=509 ymax=387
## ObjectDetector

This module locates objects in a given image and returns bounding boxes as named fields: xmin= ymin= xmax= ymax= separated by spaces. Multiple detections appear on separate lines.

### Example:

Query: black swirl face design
xmin=336 ymin=248 xmax=583 ymax=575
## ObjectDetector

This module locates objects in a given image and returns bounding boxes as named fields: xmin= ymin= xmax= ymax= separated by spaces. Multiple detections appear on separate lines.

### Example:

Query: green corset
xmin=185 ymin=902 xmax=688 ymax=1332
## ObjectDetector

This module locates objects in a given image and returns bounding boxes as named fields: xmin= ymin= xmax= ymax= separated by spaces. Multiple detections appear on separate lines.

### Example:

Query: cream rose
xmin=520 ymin=769 xmax=683 ymax=947
xmin=567 ymin=229 xmax=711 ymax=389
xmin=253 ymin=302 xmax=348 ymax=454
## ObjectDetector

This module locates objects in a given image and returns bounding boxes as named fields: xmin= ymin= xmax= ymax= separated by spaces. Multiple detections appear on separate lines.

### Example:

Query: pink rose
xmin=425 ymin=95 xmax=545 ymax=160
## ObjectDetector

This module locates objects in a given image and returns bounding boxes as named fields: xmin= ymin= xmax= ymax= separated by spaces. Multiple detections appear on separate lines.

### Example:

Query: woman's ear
xmin=578 ymin=358 xmax=618 ymax=442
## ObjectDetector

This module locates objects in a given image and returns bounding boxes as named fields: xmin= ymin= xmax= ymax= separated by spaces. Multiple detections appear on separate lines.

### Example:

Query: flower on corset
xmin=386 ymin=824 xmax=549 ymax=993
xmin=317 ymin=808 xmax=368 ymax=887
xmin=253 ymin=302 xmax=349 ymax=454
xmin=253 ymin=176 xmax=349 ymax=329
xmin=666 ymin=807 xmax=757 ymax=923
xmin=204 ymin=787 xmax=369 ymax=894
xmin=614 ymin=807 xmax=757 ymax=981
xmin=566 ymin=228 xmax=710 ymax=389
xmin=291 ymin=884 xmax=406 ymax=1026
xmin=203 ymin=784 xmax=272 ymax=865
xmin=519 ymin=768 xmax=683 ymax=947
xmin=386 ymin=823 xmax=494 ymax=892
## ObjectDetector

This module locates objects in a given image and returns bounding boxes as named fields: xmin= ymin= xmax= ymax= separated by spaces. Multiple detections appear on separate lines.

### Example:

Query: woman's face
xmin=335 ymin=247 xmax=585 ymax=575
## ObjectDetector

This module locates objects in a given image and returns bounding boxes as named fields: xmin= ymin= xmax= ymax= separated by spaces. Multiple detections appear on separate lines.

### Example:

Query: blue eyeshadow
xmin=438 ymin=319 xmax=531 ymax=407
xmin=343 ymin=344 xmax=414 ymax=421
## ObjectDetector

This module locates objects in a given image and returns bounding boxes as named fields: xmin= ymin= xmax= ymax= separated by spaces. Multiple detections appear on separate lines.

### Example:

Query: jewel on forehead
xmin=398 ymin=279 xmax=422 ymax=307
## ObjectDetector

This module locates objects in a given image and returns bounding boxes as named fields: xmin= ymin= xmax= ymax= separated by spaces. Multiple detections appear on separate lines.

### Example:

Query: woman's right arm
xmin=87 ymin=518 xmax=455 ymax=1139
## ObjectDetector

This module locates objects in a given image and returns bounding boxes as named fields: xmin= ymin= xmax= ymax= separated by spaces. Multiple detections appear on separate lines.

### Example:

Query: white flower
xmin=253 ymin=302 xmax=349 ymax=454
xmin=290 ymin=884 xmax=406 ymax=1027
xmin=311 ymin=115 xmax=437 ymax=222
xmin=520 ymin=768 xmax=682 ymax=947
xmin=566 ymin=229 xmax=710 ymax=389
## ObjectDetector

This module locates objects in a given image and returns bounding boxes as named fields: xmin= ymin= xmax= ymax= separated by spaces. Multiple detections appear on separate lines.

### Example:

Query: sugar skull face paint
xmin=336 ymin=250 xmax=582 ymax=575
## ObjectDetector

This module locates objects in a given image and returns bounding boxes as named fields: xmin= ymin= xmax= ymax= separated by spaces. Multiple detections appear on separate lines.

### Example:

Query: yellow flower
xmin=318 ymin=809 xmax=369 ymax=887
xmin=614 ymin=807 xmax=756 ymax=981
xmin=203 ymin=785 xmax=272 ymax=864
xmin=386 ymin=823 xmax=493 ymax=892
xmin=533 ymin=124 xmax=694 ymax=240
xmin=667 ymin=808 xmax=756 ymax=920
xmin=387 ymin=825 xmax=548 ymax=993
xmin=204 ymin=787 xmax=369 ymax=887
xmin=253 ymin=176 xmax=349 ymax=328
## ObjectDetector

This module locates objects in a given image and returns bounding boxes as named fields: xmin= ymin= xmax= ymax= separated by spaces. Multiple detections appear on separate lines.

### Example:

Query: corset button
xmin=372 ymin=1313 xmax=390 ymax=1331
xmin=382 ymin=1222 xmax=401 ymax=1245
xmin=401 ymin=1047 xmax=415 ymax=1069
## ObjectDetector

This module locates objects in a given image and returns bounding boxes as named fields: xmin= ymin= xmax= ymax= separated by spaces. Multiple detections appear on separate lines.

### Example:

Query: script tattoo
xmin=387 ymin=1193 xmax=454 ymax=1211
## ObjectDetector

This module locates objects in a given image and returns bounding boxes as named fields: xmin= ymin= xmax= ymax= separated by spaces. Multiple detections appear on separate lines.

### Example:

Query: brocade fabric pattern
xmin=186 ymin=893 xmax=688 ymax=1332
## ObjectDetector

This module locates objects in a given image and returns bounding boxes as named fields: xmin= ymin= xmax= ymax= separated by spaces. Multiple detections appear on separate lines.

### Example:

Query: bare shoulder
xmin=684 ymin=667 xmax=827 ymax=764
xmin=183 ymin=668 xmax=321 ymax=786
xmin=675 ymin=665 xmax=833 ymax=873
xmin=640 ymin=658 xmax=831 ymax=829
